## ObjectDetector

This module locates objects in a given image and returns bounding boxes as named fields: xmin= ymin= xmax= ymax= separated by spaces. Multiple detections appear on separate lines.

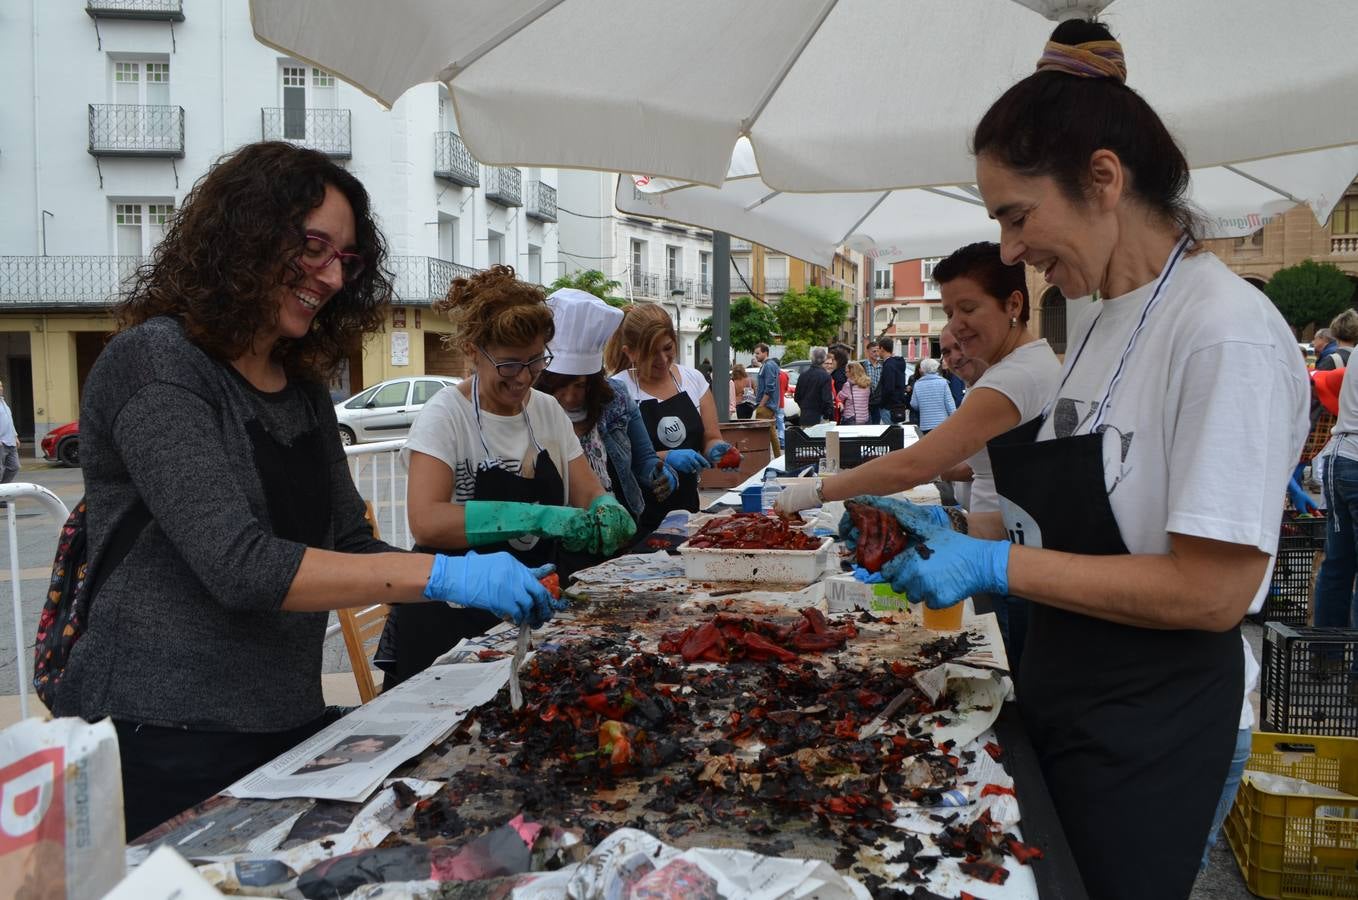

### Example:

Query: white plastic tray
xmin=677 ymin=535 xmax=834 ymax=586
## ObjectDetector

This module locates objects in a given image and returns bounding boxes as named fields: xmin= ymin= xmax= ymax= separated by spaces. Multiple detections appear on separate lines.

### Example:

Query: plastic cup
xmin=920 ymin=601 xmax=964 ymax=632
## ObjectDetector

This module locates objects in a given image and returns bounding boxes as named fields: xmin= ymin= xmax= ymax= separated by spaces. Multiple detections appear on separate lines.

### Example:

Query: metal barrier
xmin=0 ymin=484 xmax=71 ymax=720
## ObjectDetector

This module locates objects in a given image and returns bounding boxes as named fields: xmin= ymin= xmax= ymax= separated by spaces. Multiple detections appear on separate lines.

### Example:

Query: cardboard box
xmin=824 ymin=573 xmax=910 ymax=614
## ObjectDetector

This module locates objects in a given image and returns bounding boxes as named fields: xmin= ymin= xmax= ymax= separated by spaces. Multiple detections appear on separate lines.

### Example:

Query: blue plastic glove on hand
xmin=869 ymin=500 xmax=1008 ymax=608
xmin=1287 ymin=477 xmax=1320 ymax=515
xmin=665 ymin=448 xmax=710 ymax=475
xmin=836 ymin=495 xmax=951 ymax=555
xmin=706 ymin=441 xmax=738 ymax=468
xmin=650 ymin=461 xmax=679 ymax=502
xmin=423 ymin=551 xmax=555 ymax=626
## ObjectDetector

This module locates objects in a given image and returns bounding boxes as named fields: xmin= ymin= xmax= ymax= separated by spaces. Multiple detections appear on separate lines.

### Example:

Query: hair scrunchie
xmin=1035 ymin=39 xmax=1127 ymax=83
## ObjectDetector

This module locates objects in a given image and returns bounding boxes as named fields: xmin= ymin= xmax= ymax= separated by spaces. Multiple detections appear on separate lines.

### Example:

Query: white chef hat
xmin=546 ymin=288 xmax=625 ymax=376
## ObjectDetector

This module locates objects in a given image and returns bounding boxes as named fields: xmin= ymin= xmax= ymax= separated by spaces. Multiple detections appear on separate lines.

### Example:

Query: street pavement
xmin=0 ymin=461 xmax=1256 ymax=894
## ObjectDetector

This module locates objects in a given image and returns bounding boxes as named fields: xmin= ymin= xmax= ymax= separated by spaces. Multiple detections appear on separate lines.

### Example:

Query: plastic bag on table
xmin=0 ymin=717 xmax=125 ymax=898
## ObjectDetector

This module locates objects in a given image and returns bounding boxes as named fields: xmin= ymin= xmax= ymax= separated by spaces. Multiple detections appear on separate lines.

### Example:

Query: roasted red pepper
xmin=845 ymin=500 xmax=912 ymax=572
xmin=539 ymin=572 xmax=561 ymax=599
xmin=741 ymin=631 xmax=801 ymax=664
xmin=716 ymin=446 xmax=742 ymax=469
xmin=685 ymin=513 xmax=820 ymax=550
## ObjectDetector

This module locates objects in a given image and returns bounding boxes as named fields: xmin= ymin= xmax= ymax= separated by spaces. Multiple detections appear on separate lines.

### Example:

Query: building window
xmin=438 ymin=214 xmax=459 ymax=263
xmin=311 ymin=67 xmax=335 ymax=88
xmin=114 ymin=201 xmax=174 ymax=256
xmin=1233 ymin=230 xmax=1265 ymax=249
xmin=631 ymin=239 xmax=647 ymax=289
xmin=1330 ymin=196 xmax=1358 ymax=235
xmin=112 ymin=58 xmax=170 ymax=105
xmin=527 ymin=245 xmax=542 ymax=285
xmin=929 ymin=306 xmax=948 ymax=324
xmin=700 ymin=251 xmax=711 ymax=289
xmin=486 ymin=231 xmax=504 ymax=266
xmin=921 ymin=257 xmax=942 ymax=296
xmin=667 ymin=246 xmax=682 ymax=291
xmin=1039 ymin=287 xmax=1067 ymax=354
xmin=731 ymin=254 xmax=752 ymax=292
xmin=873 ymin=268 xmax=892 ymax=291
xmin=766 ymin=255 xmax=788 ymax=293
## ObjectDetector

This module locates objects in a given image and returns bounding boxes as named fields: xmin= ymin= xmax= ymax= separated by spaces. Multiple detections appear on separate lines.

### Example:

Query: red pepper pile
xmin=659 ymin=608 xmax=857 ymax=664
xmin=685 ymin=512 xmax=822 ymax=551
xmin=846 ymin=499 xmax=927 ymax=572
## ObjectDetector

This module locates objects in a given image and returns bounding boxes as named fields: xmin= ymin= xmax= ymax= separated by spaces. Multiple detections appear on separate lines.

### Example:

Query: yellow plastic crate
xmin=1225 ymin=732 xmax=1358 ymax=898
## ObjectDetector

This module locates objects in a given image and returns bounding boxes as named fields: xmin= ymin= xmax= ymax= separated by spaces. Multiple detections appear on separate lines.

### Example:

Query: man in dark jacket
xmin=876 ymin=337 xmax=908 ymax=424
xmin=794 ymin=346 xmax=835 ymax=427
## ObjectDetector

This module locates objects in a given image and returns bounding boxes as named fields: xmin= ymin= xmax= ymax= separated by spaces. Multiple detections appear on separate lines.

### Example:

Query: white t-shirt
xmin=965 ymin=340 xmax=1063 ymax=514
xmin=1326 ymin=361 xmax=1358 ymax=462
xmin=1026 ymin=249 xmax=1309 ymax=612
xmin=614 ymin=364 xmax=710 ymax=409
xmin=402 ymin=385 xmax=581 ymax=504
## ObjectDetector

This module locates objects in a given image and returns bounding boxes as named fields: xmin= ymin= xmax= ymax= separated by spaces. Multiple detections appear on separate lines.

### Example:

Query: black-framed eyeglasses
xmin=476 ymin=345 xmax=554 ymax=378
xmin=298 ymin=232 xmax=365 ymax=283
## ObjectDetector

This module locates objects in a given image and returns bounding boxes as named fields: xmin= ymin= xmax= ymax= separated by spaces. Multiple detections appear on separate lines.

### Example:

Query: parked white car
xmin=334 ymin=376 xmax=460 ymax=445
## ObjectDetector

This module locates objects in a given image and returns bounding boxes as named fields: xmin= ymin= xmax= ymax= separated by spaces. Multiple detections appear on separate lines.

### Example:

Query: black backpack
xmin=32 ymin=499 xmax=149 ymax=710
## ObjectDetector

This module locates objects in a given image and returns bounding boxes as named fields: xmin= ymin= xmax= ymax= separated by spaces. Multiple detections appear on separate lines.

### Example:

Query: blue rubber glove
xmin=837 ymin=495 xmax=951 ymax=555
xmin=871 ymin=502 xmax=1009 ymax=608
xmin=650 ymin=461 xmax=679 ymax=502
xmin=423 ymin=551 xmax=556 ymax=627
xmin=1287 ymin=477 xmax=1320 ymax=515
xmin=665 ymin=449 xmax=710 ymax=475
xmin=706 ymin=441 xmax=739 ymax=468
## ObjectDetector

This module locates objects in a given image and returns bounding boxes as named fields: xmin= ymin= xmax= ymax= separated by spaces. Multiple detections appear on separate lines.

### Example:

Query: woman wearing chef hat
xmin=536 ymin=288 xmax=678 ymax=534
xmin=378 ymin=267 xmax=636 ymax=687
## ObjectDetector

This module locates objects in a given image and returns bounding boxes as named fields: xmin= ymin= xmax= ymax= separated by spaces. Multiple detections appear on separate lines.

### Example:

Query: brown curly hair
xmin=116 ymin=142 xmax=392 ymax=380
xmin=603 ymin=302 xmax=676 ymax=375
xmin=435 ymin=265 xmax=554 ymax=350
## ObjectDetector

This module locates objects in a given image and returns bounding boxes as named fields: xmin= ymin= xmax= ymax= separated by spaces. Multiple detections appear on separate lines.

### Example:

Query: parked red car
xmin=42 ymin=421 xmax=79 ymax=467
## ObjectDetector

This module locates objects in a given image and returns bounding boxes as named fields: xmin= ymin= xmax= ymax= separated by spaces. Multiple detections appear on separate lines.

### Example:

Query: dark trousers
xmin=115 ymin=709 xmax=342 ymax=841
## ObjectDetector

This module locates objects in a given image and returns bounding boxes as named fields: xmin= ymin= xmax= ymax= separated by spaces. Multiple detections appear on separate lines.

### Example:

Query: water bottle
xmin=760 ymin=469 xmax=783 ymax=512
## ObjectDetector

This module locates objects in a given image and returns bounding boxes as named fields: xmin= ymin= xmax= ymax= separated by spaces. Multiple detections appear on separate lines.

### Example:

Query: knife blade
xmin=509 ymin=624 xmax=530 ymax=710
xmin=858 ymin=683 xmax=915 ymax=739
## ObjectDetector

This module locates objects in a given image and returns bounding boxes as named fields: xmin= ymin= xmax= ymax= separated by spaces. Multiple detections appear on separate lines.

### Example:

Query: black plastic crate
xmin=1260 ymin=622 xmax=1358 ymax=737
xmin=1261 ymin=545 xmax=1317 ymax=627
xmin=1281 ymin=510 xmax=1328 ymax=551
xmin=783 ymin=425 xmax=906 ymax=471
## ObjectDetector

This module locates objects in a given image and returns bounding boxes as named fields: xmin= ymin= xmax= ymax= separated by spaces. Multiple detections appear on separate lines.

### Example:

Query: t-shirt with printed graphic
xmin=402 ymin=385 xmax=580 ymax=504
xmin=613 ymin=364 xmax=711 ymax=450
xmin=964 ymin=340 xmax=1062 ymax=514
xmin=1028 ymin=249 xmax=1308 ymax=610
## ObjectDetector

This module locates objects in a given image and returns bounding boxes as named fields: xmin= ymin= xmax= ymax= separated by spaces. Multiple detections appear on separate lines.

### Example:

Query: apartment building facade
xmin=2 ymin=0 xmax=558 ymax=443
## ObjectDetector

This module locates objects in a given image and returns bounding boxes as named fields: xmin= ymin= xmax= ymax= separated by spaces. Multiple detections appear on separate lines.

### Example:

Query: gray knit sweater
xmin=53 ymin=317 xmax=393 ymax=731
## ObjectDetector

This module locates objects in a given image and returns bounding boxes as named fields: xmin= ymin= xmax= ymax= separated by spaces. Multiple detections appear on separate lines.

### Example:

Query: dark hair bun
xmin=1049 ymin=18 xmax=1115 ymax=46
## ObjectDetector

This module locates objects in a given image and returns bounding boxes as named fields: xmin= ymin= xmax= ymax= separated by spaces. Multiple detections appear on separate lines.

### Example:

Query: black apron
xmin=987 ymin=237 xmax=1241 ymax=900
xmin=635 ymin=368 xmax=705 ymax=533
xmin=377 ymin=380 xmax=563 ymax=687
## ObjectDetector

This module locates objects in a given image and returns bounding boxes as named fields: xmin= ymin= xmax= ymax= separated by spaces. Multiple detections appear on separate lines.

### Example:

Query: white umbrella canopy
xmin=617 ymin=140 xmax=1358 ymax=267
xmin=248 ymin=0 xmax=1358 ymax=193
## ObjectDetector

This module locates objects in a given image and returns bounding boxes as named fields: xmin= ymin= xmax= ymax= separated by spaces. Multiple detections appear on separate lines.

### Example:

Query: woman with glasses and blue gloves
xmin=379 ymin=266 xmax=634 ymax=687
xmin=605 ymin=302 xmax=740 ymax=533
xmin=51 ymin=142 xmax=559 ymax=839
xmin=854 ymin=21 xmax=1308 ymax=900
xmin=536 ymin=289 xmax=679 ymax=537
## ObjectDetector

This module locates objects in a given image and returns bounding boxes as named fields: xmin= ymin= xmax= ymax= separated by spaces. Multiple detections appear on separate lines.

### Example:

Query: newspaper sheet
xmin=223 ymin=659 xmax=511 ymax=802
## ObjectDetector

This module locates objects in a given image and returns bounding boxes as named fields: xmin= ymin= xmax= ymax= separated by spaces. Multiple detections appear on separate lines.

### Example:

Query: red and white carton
xmin=0 ymin=718 xmax=123 ymax=899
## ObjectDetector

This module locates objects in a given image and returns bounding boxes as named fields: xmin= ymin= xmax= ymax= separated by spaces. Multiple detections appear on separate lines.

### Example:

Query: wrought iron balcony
xmin=433 ymin=132 xmax=479 ymax=187
xmin=484 ymin=166 xmax=522 ymax=207
xmin=873 ymin=286 xmax=893 ymax=299
xmin=88 ymin=104 xmax=184 ymax=157
xmin=766 ymin=277 xmax=789 ymax=294
xmin=526 ymin=181 xmax=557 ymax=222
xmin=261 ymin=107 xmax=351 ymax=159
xmin=386 ymin=256 xmax=479 ymax=306
xmin=0 ymin=256 xmax=145 ymax=307
xmin=86 ymin=0 xmax=184 ymax=20
xmin=629 ymin=269 xmax=663 ymax=298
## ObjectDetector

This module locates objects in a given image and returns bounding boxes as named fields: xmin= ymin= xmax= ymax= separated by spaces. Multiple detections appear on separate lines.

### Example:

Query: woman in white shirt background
xmin=606 ymin=302 xmax=737 ymax=532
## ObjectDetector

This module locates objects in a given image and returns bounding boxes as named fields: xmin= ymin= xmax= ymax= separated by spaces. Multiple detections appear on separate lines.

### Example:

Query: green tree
xmin=1264 ymin=259 xmax=1355 ymax=332
xmin=782 ymin=339 xmax=810 ymax=363
xmin=549 ymin=269 xmax=628 ymax=308
xmin=774 ymin=285 xmax=849 ymax=346
xmin=696 ymin=297 xmax=780 ymax=352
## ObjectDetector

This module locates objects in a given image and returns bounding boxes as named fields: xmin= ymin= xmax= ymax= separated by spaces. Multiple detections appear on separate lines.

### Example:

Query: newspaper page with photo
xmin=224 ymin=658 xmax=512 ymax=802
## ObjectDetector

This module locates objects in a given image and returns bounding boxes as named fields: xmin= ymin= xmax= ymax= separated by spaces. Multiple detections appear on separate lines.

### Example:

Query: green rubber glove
xmin=463 ymin=500 xmax=594 ymax=550
xmin=589 ymin=494 xmax=637 ymax=556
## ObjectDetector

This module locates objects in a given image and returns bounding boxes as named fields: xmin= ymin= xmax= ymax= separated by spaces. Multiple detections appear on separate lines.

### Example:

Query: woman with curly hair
xmin=379 ymin=269 xmax=635 ymax=685
xmin=53 ymin=142 xmax=558 ymax=838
